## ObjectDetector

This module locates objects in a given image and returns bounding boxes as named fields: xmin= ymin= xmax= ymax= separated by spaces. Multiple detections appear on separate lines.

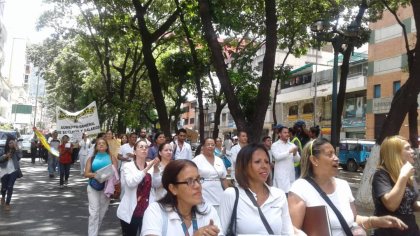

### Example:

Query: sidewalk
xmin=0 ymin=158 xmax=120 ymax=235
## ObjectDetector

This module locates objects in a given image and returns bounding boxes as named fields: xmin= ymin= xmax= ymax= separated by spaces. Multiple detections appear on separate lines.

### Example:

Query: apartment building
xmin=366 ymin=6 xmax=418 ymax=139
xmin=277 ymin=53 xmax=368 ymax=139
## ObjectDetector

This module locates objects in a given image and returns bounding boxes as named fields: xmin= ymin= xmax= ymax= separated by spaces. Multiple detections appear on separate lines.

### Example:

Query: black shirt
xmin=372 ymin=168 xmax=420 ymax=236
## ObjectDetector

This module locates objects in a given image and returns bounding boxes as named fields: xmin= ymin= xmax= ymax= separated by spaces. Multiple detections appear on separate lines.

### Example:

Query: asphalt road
xmin=0 ymin=158 xmax=120 ymax=236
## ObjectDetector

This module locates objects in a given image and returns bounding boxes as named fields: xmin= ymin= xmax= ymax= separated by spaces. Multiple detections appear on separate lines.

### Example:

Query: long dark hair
xmin=158 ymin=160 xmax=204 ymax=215
xmin=4 ymin=136 xmax=16 ymax=154
xmin=235 ymin=143 xmax=270 ymax=189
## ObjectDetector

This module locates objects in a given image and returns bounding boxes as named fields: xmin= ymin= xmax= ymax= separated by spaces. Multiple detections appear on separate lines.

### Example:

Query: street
xmin=0 ymin=158 xmax=120 ymax=236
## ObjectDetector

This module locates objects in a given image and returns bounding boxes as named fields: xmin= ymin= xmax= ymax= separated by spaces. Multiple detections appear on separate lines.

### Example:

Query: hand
xmin=290 ymin=146 xmax=298 ymax=155
xmin=145 ymin=158 xmax=159 ymax=172
xmin=371 ymin=215 xmax=408 ymax=231
xmin=399 ymin=162 xmax=415 ymax=179
xmin=153 ymin=158 xmax=160 ymax=172
xmin=194 ymin=219 xmax=219 ymax=236
xmin=127 ymin=153 xmax=134 ymax=158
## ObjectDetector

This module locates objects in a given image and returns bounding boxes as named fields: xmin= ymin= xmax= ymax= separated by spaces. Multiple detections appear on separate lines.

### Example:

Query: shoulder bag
xmin=226 ymin=187 xmax=239 ymax=236
xmin=305 ymin=177 xmax=352 ymax=236
xmin=244 ymin=189 xmax=274 ymax=235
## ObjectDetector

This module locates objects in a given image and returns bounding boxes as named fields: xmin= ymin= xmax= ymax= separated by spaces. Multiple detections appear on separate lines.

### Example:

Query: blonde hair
xmin=300 ymin=138 xmax=330 ymax=178
xmin=379 ymin=136 xmax=412 ymax=186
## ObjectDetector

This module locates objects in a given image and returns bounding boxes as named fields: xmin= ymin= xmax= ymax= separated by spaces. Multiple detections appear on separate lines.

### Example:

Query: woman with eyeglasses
xmin=193 ymin=138 xmax=229 ymax=212
xmin=117 ymin=140 xmax=160 ymax=235
xmin=220 ymin=143 xmax=295 ymax=235
xmin=141 ymin=159 xmax=222 ymax=236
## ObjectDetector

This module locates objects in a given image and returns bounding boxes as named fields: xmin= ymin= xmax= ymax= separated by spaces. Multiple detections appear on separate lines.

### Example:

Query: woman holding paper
xmin=288 ymin=138 xmax=407 ymax=236
xmin=84 ymin=138 xmax=117 ymax=236
xmin=117 ymin=140 xmax=159 ymax=235
xmin=219 ymin=143 xmax=295 ymax=235
xmin=372 ymin=136 xmax=420 ymax=236
xmin=0 ymin=137 xmax=22 ymax=211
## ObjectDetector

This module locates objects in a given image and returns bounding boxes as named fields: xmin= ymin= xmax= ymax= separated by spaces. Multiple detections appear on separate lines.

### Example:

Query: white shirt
xmin=150 ymin=164 xmax=166 ymax=203
xmin=271 ymin=139 xmax=300 ymax=192
xmin=117 ymin=161 xmax=151 ymax=223
xmin=141 ymin=202 xmax=223 ymax=236
xmin=78 ymin=139 xmax=90 ymax=157
xmin=289 ymin=178 xmax=355 ymax=236
xmin=119 ymin=143 xmax=135 ymax=161
xmin=192 ymin=154 xmax=227 ymax=207
xmin=172 ymin=141 xmax=192 ymax=160
xmin=219 ymin=186 xmax=294 ymax=235
xmin=229 ymin=144 xmax=243 ymax=180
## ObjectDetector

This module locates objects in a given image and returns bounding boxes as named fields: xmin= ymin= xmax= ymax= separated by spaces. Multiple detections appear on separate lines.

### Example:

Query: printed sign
xmin=56 ymin=101 xmax=101 ymax=137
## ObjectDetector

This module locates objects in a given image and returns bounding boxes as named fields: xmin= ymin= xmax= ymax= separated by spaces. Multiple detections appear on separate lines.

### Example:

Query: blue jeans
xmin=1 ymin=171 xmax=19 ymax=204
xmin=48 ymin=156 xmax=58 ymax=175
xmin=59 ymin=163 xmax=71 ymax=186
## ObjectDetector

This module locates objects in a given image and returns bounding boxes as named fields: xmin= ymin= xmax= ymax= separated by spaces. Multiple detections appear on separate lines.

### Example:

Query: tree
xmin=198 ymin=0 xmax=277 ymax=142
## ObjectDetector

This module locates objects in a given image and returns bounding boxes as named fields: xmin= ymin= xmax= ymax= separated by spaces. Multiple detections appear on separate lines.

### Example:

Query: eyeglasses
xmin=174 ymin=177 xmax=204 ymax=187
xmin=137 ymin=145 xmax=149 ymax=149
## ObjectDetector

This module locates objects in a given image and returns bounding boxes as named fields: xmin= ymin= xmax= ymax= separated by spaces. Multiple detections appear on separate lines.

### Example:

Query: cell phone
xmin=65 ymin=143 xmax=71 ymax=148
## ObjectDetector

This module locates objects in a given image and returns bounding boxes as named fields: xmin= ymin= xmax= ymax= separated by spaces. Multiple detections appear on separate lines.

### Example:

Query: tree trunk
xmin=175 ymin=0 xmax=206 ymax=144
xmin=409 ymin=102 xmax=419 ymax=148
xmin=212 ymin=102 xmax=226 ymax=139
xmin=132 ymin=1 xmax=179 ymax=138
xmin=248 ymin=0 xmax=277 ymax=143
xmin=197 ymin=0 xmax=247 ymax=133
xmin=336 ymin=47 xmax=353 ymax=141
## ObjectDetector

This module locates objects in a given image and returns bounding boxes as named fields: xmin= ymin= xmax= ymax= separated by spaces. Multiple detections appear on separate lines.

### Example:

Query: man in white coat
xmin=271 ymin=125 xmax=300 ymax=193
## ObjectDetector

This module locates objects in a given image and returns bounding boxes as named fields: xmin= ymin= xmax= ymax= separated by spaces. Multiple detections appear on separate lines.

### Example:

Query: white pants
xmin=87 ymin=185 xmax=110 ymax=236
xmin=80 ymin=154 xmax=88 ymax=175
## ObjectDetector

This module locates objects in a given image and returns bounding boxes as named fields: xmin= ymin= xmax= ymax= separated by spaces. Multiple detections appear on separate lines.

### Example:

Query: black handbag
xmin=226 ymin=187 xmax=239 ymax=236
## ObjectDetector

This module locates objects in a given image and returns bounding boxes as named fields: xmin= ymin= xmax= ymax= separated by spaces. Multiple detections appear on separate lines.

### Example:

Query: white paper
xmin=94 ymin=164 xmax=114 ymax=183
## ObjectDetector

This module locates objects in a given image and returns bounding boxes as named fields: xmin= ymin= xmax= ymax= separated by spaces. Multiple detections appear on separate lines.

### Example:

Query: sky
xmin=1 ymin=0 xmax=49 ymax=76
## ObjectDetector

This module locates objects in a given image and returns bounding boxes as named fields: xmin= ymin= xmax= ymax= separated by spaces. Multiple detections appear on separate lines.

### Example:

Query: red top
xmin=59 ymin=143 xmax=73 ymax=164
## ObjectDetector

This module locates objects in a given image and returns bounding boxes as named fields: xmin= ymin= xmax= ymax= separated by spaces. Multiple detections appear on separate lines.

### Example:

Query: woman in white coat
xmin=78 ymin=133 xmax=90 ymax=175
xmin=150 ymin=142 xmax=173 ymax=202
xmin=117 ymin=140 xmax=159 ymax=235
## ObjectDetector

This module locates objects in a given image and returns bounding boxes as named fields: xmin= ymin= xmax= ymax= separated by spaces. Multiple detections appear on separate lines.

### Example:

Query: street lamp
xmin=311 ymin=19 xmax=361 ymax=148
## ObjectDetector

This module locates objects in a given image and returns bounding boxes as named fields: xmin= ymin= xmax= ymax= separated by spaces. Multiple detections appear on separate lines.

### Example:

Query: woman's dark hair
xmin=310 ymin=125 xmax=321 ymax=138
xmin=154 ymin=131 xmax=164 ymax=142
xmin=235 ymin=143 xmax=270 ymax=189
xmin=4 ymin=136 xmax=16 ymax=154
xmin=300 ymin=138 xmax=330 ymax=178
xmin=157 ymin=142 xmax=171 ymax=160
xmin=194 ymin=144 xmax=202 ymax=157
xmin=158 ymin=160 xmax=203 ymax=214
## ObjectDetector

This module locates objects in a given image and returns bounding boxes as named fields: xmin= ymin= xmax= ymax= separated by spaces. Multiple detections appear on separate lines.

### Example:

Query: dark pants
xmin=31 ymin=147 xmax=38 ymax=163
xmin=59 ymin=163 xmax=71 ymax=186
xmin=1 ymin=171 xmax=19 ymax=204
xmin=72 ymin=148 xmax=80 ymax=164
xmin=120 ymin=216 xmax=143 ymax=236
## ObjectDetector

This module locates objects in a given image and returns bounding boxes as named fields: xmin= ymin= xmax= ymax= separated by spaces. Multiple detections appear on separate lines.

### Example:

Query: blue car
xmin=339 ymin=139 xmax=375 ymax=172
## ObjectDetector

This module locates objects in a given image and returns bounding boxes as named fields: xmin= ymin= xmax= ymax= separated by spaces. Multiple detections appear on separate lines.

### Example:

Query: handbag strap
xmin=244 ymin=189 xmax=274 ymax=235
xmin=227 ymin=187 xmax=239 ymax=235
xmin=305 ymin=177 xmax=352 ymax=236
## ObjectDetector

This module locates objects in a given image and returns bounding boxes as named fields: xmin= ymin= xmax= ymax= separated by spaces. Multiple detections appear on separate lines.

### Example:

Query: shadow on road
xmin=0 ymin=159 xmax=120 ymax=235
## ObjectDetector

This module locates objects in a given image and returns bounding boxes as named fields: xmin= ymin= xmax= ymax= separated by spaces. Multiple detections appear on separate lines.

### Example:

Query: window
xmin=393 ymin=81 xmax=401 ymax=95
xmin=374 ymin=84 xmax=381 ymax=98
xmin=222 ymin=113 xmax=226 ymax=122
xmin=24 ymin=75 xmax=29 ymax=84
xmin=183 ymin=107 xmax=189 ymax=113
xmin=288 ymin=105 xmax=298 ymax=116
xmin=184 ymin=118 xmax=188 ymax=125
xmin=303 ymin=103 xmax=314 ymax=114
xmin=189 ymin=118 xmax=195 ymax=124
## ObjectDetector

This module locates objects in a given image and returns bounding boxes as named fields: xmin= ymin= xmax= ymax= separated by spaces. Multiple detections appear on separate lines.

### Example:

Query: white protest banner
xmin=56 ymin=101 xmax=101 ymax=137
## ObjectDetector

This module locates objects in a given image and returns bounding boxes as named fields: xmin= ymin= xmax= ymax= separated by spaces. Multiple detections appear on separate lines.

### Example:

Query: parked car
xmin=18 ymin=134 xmax=33 ymax=157
xmin=339 ymin=139 xmax=375 ymax=172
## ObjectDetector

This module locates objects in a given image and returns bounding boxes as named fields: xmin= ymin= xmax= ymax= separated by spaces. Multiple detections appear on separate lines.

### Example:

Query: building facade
xmin=366 ymin=6 xmax=418 ymax=140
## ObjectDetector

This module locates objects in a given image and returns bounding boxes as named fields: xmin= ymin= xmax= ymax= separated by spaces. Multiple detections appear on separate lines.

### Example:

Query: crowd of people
xmin=0 ymin=123 xmax=419 ymax=236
